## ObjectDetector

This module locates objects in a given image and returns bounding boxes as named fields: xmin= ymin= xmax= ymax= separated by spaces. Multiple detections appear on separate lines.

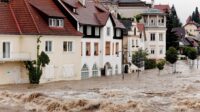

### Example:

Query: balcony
xmin=0 ymin=53 xmax=32 ymax=62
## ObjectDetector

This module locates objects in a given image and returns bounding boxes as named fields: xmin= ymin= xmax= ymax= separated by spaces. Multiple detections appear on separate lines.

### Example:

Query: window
xmin=151 ymin=49 xmax=155 ymax=54
xmin=95 ymin=27 xmax=100 ymax=36
xmin=79 ymin=26 xmax=83 ymax=33
xmin=45 ymin=41 xmax=52 ymax=52
xmin=87 ymin=26 xmax=92 ymax=35
xmin=112 ymin=43 xmax=114 ymax=55
xmin=116 ymin=42 xmax=119 ymax=54
xmin=105 ymin=41 xmax=111 ymax=55
xmin=134 ymin=28 xmax=136 ymax=36
xmin=107 ymin=27 xmax=111 ymax=36
xmin=115 ymin=65 xmax=118 ymax=74
xmin=3 ymin=42 xmax=10 ymax=58
xmin=63 ymin=41 xmax=73 ymax=52
xmin=92 ymin=64 xmax=98 ymax=77
xmin=150 ymin=33 xmax=155 ymax=41
xmin=81 ymin=64 xmax=89 ymax=79
xmin=49 ymin=18 xmax=64 ymax=27
xmin=132 ymin=40 xmax=134 ymax=47
xmin=160 ymin=48 xmax=163 ymax=54
xmin=116 ymin=29 xmax=121 ymax=37
xmin=159 ymin=33 xmax=163 ymax=41
xmin=94 ymin=43 xmax=99 ymax=56
xmin=86 ymin=42 xmax=91 ymax=56
xmin=136 ymin=40 xmax=138 ymax=47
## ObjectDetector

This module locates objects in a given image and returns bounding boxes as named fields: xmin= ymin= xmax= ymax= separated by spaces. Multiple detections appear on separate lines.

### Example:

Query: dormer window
xmin=49 ymin=18 xmax=64 ymax=28
xmin=73 ymin=8 xmax=77 ymax=13
xmin=116 ymin=29 xmax=121 ymax=37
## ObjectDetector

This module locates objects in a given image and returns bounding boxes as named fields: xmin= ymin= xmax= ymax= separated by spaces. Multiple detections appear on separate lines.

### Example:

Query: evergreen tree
xmin=191 ymin=7 xmax=200 ymax=24
xmin=166 ymin=5 xmax=182 ymax=50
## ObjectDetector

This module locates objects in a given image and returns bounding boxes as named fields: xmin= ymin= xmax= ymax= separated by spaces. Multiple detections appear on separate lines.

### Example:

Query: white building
xmin=141 ymin=9 xmax=167 ymax=59
xmin=0 ymin=0 xmax=82 ymax=84
xmin=56 ymin=0 xmax=125 ymax=79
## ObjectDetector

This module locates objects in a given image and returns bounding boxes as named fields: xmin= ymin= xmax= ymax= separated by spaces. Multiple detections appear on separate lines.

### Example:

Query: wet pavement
xmin=0 ymin=60 xmax=200 ymax=112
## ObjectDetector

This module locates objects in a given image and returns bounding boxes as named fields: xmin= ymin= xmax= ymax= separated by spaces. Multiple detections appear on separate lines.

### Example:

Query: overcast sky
xmin=144 ymin=0 xmax=200 ymax=24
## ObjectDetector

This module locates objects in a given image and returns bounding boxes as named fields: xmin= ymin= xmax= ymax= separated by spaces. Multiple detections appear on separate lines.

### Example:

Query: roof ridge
xmin=23 ymin=0 xmax=40 ymax=34
xmin=9 ymin=3 xmax=22 ymax=34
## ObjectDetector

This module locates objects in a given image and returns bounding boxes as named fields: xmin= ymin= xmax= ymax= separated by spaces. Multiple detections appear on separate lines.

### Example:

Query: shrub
xmin=145 ymin=59 xmax=157 ymax=70
xmin=157 ymin=59 xmax=166 ymax=75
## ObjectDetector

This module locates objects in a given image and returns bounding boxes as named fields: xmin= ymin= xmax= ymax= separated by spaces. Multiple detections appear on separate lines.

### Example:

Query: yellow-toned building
xmin=0 ymin=0 xmax=82 ymax=84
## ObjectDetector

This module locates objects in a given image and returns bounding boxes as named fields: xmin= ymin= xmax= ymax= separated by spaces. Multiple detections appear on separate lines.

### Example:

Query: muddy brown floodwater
xmin=0 ymin=60 xmax=200 ymax=112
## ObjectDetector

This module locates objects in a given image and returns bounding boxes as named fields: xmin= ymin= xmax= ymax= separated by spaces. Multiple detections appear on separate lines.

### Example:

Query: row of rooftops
xmin=0 ymin=0 xmax=170 ymax=36
xmin=0 ymin=0 xmax=125 ymax=35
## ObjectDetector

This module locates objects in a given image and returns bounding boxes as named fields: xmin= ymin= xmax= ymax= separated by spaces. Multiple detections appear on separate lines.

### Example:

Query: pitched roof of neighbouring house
xmin=137 ymin=23 xmax=145 ymax=32
xmin=172 ymin=27 xmax=185 ymax=38
xmin=154 ymin=5 xmax=170 ymax=13
xmin=61 ymin=0 xmax=125 ymax=29
xmin=0 ymin=0 xmax=81 ymax=36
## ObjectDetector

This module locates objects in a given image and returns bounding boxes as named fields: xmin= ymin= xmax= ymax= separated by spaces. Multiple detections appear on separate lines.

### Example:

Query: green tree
xmin=134 ymin=14 xmax=142 ymax=23
xmin=187 ymin=47 xmax=198 ymax=66
xmin=156 ymin=59 xmax=166 ymax=75
xmin=132 ymin=49 xmax=148 ymax=77
xmin=24 ymin=36 xmax=50 ymax=84
xmin=166 ymin=5 xmax=182 ymax=50
xmin=166 ymin=47 xmax=178 ymax=73
xmin=192 ymin=7 xmax=200 ymax=24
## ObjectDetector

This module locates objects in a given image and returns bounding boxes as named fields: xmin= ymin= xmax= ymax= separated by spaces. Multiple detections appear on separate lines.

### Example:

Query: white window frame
xmin=150 ymin=33 xmax=156 ymax=41
xmin=107 ymin=27 xmax=111 ymax=36
xmin=150 ymin=48 xmax=155 ymax=54
xmin=49 ymin=18 xmax=64 ymax=28
xmin=116 ymin=29 xmax=121 ymax=37
xmin=87 ymin=26 xmax=92 ymax=35
xmin=95 ymin=27 xmax=100 ymax=36
xmin=159 ymin=33 xmax=163 ymax=41
xmin=2 ymin=41 xmax=11 ymax=59
xmin=45 ymin=41 xmax=52 ymax=52
xmin=63 ymin=41 xmax=74 ymax=52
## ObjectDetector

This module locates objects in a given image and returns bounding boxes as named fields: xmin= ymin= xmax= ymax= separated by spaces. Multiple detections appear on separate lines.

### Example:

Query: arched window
xmin=81 ymin=64 xmax=89 ymax=79
xmin=115 ymin=65 xmax=118 ymax=75
xmin=92 ymin=64 xmax=98 ymax=77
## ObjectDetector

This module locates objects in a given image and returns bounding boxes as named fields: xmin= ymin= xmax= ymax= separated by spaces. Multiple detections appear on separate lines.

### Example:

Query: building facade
xmin=55 ymin=0 xmax=125 ymax=79
xmin=0 ymin=0 xmax=82 ymax=84
xmin=141 ymin=9 xmax=167 ymax=59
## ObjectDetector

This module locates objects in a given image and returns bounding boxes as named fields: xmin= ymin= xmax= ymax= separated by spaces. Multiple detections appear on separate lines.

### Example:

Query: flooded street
xmin=0 ymin=60 xmax=200 ymax=112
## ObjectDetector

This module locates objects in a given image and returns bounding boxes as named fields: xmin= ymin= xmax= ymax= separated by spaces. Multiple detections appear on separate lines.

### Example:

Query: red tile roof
xmin=154 ymin=5 xmax=170 ymax=13
xmin=0 ymin=0 xmax=81 ymax=36
xmin=0 ymin=3 xmax=19 ymax=34
xmin=136 ymin=23 xmax=145 ymax=32
xmin=61 ymin=0 xmax=125 ymax=28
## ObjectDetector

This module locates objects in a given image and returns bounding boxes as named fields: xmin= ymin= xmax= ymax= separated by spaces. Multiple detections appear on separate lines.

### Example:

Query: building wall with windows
xmin=80 ymin=17 xmax=122 ymax=78
xmin=184 ymin=23 xmax=199 ymax=37
xmin=145 ymin=29 xmax=166 ymax=59
xmin=101 ymin=17 xmax=122 ymax=76
xmin=0 ymin=35 xmax=81 ymax=84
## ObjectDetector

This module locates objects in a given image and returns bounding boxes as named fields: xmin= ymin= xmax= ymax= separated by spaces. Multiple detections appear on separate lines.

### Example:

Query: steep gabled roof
xmin=0 ymin=0 xmax=81 ymax=36
xmin=61 ymin=0 xmax=124 ymax=28
xmin=154 ymin=5 xmax=170 ymax=13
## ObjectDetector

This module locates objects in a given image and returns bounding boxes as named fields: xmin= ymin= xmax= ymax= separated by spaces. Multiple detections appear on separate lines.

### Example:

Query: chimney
xmin=79 ymin=0 xmax=86 ymax=6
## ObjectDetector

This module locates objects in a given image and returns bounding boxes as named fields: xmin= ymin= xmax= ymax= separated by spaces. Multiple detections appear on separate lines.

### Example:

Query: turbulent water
xmin=0 ymin=60 xmax=200 ymax=112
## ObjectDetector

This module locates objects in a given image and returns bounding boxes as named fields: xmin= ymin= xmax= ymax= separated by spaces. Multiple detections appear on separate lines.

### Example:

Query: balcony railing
xmin=0 ymin=53 xmax=32 ymax=61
